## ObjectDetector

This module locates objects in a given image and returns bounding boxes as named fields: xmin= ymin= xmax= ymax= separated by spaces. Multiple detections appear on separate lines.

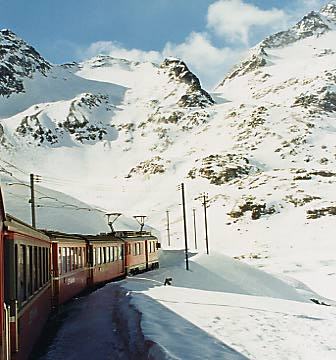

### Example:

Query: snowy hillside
xmin=1 ymin=2 xmax=336 ymax=303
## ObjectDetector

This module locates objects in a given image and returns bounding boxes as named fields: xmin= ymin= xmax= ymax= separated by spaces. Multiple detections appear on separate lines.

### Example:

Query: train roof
xmin=5 ymin=214 xmax=50 ymax=242
xmin=44 ymin=231 xmax=123 ymax=245
xmin=85 ymin=233 xmax=122 ymax=245
xmin=43 ymin=230 xmax=87 ymax=243
xmin=114 ymin=231 xmax=157 ymax=241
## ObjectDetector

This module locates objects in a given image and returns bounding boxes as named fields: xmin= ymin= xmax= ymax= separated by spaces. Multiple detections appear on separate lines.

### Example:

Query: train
xmin=0 ymin=188 xmax=160 ymax=360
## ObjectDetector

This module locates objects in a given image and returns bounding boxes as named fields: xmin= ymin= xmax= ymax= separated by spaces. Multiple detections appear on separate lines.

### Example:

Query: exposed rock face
xmin=292 ymin=88 xmax=336 ymax=112
xmin=228 ymin=201 xmax=276 ymax=220
xmin=307 ymin=206 xmax=336 ymax=219
xmin=126 ymin=156 xmax=169 ymax=178
xmin=320 ymin=2 xmax=336 ymax=20
xmin=0 ymin=29 xmax=51 ymax=97
xmin=160 ymin=58 xmax=214 ymax=108
xmin=188 ymin=154 xmax=255 ymax=185
xmin=15 ymin=93 xmax=116 ymax=145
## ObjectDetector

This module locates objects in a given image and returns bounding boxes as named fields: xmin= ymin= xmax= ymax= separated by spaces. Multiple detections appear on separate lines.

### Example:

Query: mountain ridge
xmin=0 ymin=2 xmax=336 ymax=300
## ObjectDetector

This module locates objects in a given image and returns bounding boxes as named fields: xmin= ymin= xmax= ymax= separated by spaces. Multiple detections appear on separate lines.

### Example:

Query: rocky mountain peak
xmin=0 ymin=28 xmax=51 ymax=97
xmin=84 ymin=54 xmax=140 ymax=69
xmin=160 ymin=58 xmax=200 ymax=88
xmin=217 ymin=4 xmax=334 ymax=86
xmin=160 ymin=58 xmax=214 ymax=108
xmin=320 ymin=2 xmax=336 ymax=20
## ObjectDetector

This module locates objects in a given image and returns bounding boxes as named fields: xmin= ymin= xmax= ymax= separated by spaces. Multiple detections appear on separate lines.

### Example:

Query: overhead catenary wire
xmin=0 ymin=160 xmax=183 ymax=217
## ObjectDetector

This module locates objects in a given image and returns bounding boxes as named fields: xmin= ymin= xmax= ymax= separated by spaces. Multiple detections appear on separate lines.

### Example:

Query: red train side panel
xmin=86 ymin=234 xmax=125 ymax=286
xmin=47 ymin=232 xmax=89 ymax=306
xmin=117 ymin=232 xmax=159 ymax=275
xmin=146 ymin=238 xmax=160 ymax=270
xmin=0 ymin=188 xmax=6 ymax=360
xmin=4 ymin=215 xmax=52 ymax=360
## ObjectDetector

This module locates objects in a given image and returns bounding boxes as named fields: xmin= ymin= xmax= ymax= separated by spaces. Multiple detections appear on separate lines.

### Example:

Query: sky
xmin=0 ymin=0 xmax=328 ymax=89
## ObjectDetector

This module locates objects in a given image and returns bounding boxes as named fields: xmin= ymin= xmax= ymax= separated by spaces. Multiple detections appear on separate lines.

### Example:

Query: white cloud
xmin=80 ymin=40 xmax=162 ymax=63
xmin=80 ymin=0 xmax=323 ymax=90
xmin=207 ymin=0 xmax=287 ymax=44
xmin=163 ymin=32 xmax=245 ymax=88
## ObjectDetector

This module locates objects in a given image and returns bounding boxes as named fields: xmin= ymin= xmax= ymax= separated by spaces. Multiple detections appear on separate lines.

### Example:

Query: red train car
xmin=47 ymin=232 xmax=89 ymax=306
xmin=4 ymin=215 xmax=51 ymax=360
xmin=146 ymin=237 xmax=160 ymax=271
xmin=86 ymin=234 xmax=125 ymax=286
xmin=0 ymin=189 xmax=8 ymax=360
xmin=118 ymin=231 xmax=159 ymax=275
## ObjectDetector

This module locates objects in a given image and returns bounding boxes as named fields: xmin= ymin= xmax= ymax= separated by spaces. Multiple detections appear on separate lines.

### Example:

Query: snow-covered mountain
xmin=1 ymin=2 xmax=336 ymax=300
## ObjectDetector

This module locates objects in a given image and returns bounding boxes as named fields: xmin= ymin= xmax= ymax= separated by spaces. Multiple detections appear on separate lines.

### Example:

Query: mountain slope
xmin=1 ymin=2 xmax=336 ymax=300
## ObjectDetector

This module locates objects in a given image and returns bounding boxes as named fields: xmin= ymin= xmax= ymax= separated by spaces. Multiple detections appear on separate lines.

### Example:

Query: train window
xmin=62 ymin=247 xmax=67 ymax=273
xmin=70 ymin=248 xmax=74 ymax=271
xmin=81 ymin=247 xmax=85 ymax=267
xmin=114 ymin=246 xmax=118 ymax=260
xmin=119 ymin=245 xmax=123 ymax=260
xmin=47 ymin=248 xmax=49 ymax=281
xmin=42 ymin=248 xmax=48 ymax=284
xmin=73 ymin=248 xmax=77 ymax=269
xmin=93 ymin=247 xmax=96 ymax=266
xmin=149 ymin=242 xmax=152 ymax=253
xmin=27 ymin=246 xmax=33 ymax=297
xmin=15 ymin=244 xmax=18 ymax=299
xmin=19 ymin=245 xmax=27 ymax=304
xmin=66 ymin=248 xmax=71 ymax=272
xmin=106 ymin=247 xmax=110 ymax=263
xmin=33 ymin=247 xmax=38 ymax=292
xmin=38 ymin=248 xmax=44 ymax=287
xmin=110 ymin=247 xmax=114 ymax=262
xmin=78 ymin=247 xmax=82 ymax=268
xmin=97 ymin=247 xmax=101 ymax=265
xmin=58 ymin=247 xmax=62 ymax=275
xmin=102 ymin=247 xmax=106 ymax=264
xmin=41 ymin=247 xmax=44 ymax=285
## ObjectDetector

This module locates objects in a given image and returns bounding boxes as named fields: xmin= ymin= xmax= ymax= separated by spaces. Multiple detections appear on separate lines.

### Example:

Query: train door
xmin=145 ymin=240 xmax=149 ymax=271
xmin=0 ymin=189 xmax=3 ymax=359
xmin=0 ymin=187 xmax=9 ymax=360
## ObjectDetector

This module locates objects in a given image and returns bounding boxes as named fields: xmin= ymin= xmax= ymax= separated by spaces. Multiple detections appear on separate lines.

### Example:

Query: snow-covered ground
xmin=2 ymin=3 xmax=336 ymax=359
xmin=120 ymin=250 xmax=336 ymax=360
xmin=39 ymin=250 xmax=336 ymax=360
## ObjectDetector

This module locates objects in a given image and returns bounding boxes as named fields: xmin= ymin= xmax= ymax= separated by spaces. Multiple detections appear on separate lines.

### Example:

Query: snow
xmin=0 ymin=66 xmax=126 ymax=119
xmin=0 ymin=172 xmax=146 ymax=234
xmin=2 ymin=3 xmax=336 ymax=358
xmin=40 ymin=250 xmax=336 ymax=360
xmin=119 ymin=251 xmax=336 ymax=360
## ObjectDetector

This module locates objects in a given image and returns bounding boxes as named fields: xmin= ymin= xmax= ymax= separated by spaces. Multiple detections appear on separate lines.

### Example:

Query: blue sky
xmin=0 ymin=0 xmax=327 ymax=88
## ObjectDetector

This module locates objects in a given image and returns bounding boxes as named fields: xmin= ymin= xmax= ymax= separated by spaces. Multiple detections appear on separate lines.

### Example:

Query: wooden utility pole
xmin=202 ymin=193 xmax=209 ymax=255
xmin=180 ymin=183 xmax=189 ymax=270
xmin=166 ymin=210 xmax=171 ymax=246
xmin=30 ymin=173 xmax=36 ymax=228
xmin=192 ymin=208 xmax=197 ymax=249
